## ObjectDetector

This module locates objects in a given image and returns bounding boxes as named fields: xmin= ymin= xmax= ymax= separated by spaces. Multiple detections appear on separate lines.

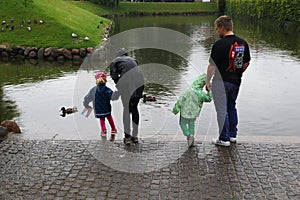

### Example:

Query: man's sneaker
xmin=187 ymin=135 xmax=194 ymax=148
xmin=212 ymin=138 xmax=230 ymax=147
xmin=123 ymin=137 xmax=131 ymax=145
xmin=230 ymin=137 xmax=237 ymax=143
xmin=131 ymin=136 xmax=139 ymax=144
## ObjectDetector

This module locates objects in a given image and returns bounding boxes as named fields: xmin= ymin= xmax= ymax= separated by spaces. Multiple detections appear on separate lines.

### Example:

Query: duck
xmin=143 ymin=94 xmax=156 ymax=103
xmin=60 ymin=107 xmax=78 ymax=117
xmin=84 ymin=36 xmax=90 ymax=41
xmin=39 ymin=20 xmax=44 ymax=24
xmin=71 ymin=33 xmax=78 ymax=38
xmin=27 ymin=26 xmax=31 ymax=32
xmin=20 ymin=19 xmax=25 ymax=27
xmin=0 ymin=120 xmax=21 ymax=133
xmin=1 ymin=20 xmax=6 ymax=25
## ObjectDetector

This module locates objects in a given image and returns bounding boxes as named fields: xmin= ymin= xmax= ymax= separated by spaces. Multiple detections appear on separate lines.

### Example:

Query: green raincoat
xmin=172 ymin=74 xmax=212 ymax=119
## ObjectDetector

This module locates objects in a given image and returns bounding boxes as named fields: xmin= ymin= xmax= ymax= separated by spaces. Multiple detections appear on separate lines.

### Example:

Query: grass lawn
xmin=0 ymin=0 xmax=110 ymax=48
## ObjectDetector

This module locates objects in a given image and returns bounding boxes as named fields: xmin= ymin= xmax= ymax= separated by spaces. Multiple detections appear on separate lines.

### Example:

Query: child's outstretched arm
xmin=83 ymin=87 xmax=96 ymax=108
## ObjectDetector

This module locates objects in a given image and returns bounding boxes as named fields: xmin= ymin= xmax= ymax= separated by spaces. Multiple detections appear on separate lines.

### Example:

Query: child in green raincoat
xmin=172 ymin=73 xmax=212 ymax=148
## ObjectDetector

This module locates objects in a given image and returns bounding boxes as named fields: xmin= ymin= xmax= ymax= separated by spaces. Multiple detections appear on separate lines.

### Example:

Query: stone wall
xmin=0 ymin=45 xmax=94 ymax=64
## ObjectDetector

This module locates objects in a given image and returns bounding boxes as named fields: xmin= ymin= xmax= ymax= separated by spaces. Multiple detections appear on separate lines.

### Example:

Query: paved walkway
xmin=0 ymin=138 xmax=299 ymax=199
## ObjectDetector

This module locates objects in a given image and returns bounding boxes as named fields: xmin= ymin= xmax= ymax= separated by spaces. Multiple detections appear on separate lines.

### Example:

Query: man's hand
xmin=205 ymin=82 xmax=211 ymax=91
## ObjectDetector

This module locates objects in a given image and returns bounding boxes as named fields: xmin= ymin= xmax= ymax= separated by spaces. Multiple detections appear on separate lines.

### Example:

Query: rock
xmin=24 ymin=47 xmax=31 ymax=56
xmin=37 ymin=48 xmax=44 ymax=59
xmin=10 ymin=47 xmax=19 ymax=57
xmin=86 ymin=47 xmax=93 ymax=53
xmin=1 ymin=51 xmax=9 ymax=57
xmin=29 ymin=51 xmax=37 ymax=58
xmin=18 ymin=47 xmax=25 ymax=55
xmin=73 ymin=55 xmax=82 ymax=63
xmin=44 ymin=47 xmax=53 ymax=57
xmin=79 ymin=48 xmax=87 ymax=58
xmin=71 ymin=48 xmax=80 ymax=55
xmin=63 ymin=49 xmax=72 ymax=60
xmin=51 ymin=48 xmax=63 ymax=58
xmin=0 ymin=120 xmax=21 ymax=133
xmin=0 ymin=45 xmax=7 ymax=50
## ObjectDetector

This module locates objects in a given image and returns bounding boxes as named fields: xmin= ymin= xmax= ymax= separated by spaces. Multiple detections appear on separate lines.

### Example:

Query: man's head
xmin=214 ymin=15 xmax=233 ymax=38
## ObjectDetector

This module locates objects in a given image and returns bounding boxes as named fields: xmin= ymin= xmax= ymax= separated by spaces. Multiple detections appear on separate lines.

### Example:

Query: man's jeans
xmin=212 ymin=81 xmax=240 ymax=141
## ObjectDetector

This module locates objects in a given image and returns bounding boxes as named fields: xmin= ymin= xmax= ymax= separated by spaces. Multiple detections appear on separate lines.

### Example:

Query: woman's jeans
xmin=212 ymin=81 xmax=240 ymax=142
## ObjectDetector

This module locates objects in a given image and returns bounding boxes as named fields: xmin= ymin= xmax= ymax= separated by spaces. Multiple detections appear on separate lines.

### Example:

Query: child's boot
xmin=101 ymin=130 xmax=107 ymax=137
xmin=187 ymin=135 xmax=194 ymax=148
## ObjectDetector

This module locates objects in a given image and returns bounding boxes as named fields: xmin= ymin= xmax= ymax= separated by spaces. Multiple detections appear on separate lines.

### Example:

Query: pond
xmin=1 ymin=15 xmax=300 ymax=141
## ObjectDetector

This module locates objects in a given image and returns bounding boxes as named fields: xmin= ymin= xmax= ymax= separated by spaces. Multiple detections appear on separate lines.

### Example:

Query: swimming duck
xmin=60 ymin=107 xmax=78 ymax=117
xmin=143 ymin=94 xmax=156 ymax=103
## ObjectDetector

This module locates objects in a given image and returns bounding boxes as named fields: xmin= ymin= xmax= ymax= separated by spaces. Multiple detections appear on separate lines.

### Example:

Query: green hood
xmin=191 ymin=73 xmax=206 ymax=90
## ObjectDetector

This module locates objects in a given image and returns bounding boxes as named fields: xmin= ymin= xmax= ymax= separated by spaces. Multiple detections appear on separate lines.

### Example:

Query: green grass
xmin=0 ymin=0 xmax=110 ymax=48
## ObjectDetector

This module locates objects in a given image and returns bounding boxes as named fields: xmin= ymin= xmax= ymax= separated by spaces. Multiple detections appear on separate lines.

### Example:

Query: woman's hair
xmin=214 ymin=15 xmax=233 ymax=31
xmin=96 ymin=77 xmax=107 ymax=85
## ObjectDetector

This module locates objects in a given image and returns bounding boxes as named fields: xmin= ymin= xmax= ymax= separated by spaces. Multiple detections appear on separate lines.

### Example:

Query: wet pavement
xmin=0 ymin=138 xmax=299 ymax=200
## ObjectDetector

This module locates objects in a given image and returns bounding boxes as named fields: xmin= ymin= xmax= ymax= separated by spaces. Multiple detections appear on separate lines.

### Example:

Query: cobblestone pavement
xmin=0 ymin=139 xmax=299 ymax=200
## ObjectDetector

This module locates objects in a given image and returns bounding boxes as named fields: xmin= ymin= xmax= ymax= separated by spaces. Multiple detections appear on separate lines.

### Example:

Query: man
xmin=206 ymin=15 xmax=251 ymax=147
xmin=109 ymin=48 xmax=144 ymax=145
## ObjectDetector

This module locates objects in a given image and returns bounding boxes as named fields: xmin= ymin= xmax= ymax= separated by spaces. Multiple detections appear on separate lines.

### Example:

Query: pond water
xmin=1 ymin=15 xmax=299 ymax=140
